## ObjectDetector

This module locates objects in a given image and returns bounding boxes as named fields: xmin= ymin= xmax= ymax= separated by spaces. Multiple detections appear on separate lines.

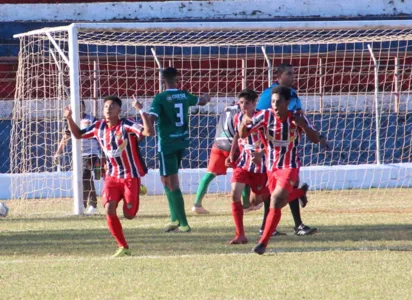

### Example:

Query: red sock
xmin=259 ymin=208 xmax=282 ymax=247
xmin=288 ymin=188 xmax=305 ymax=202
xmin=106 ymin=214 xmax=128 ymax=248
xmin=231 ymin=201 xmax=245 ymax=237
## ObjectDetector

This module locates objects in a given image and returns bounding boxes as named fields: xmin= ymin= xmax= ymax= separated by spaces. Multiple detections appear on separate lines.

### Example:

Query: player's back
xmin=213 ymin=104 xmax=240 ymax=151
xmin=150 ymin=89 xmax=199 ymax=152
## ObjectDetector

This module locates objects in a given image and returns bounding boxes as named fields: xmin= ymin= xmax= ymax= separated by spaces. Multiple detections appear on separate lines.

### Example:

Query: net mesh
xmin=10 ymin=24 xmax=412 ymax=216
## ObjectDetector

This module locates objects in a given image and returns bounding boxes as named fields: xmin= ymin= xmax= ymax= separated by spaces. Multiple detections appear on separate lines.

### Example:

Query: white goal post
xmin=12 ymin=20 xmax=412 ymax=216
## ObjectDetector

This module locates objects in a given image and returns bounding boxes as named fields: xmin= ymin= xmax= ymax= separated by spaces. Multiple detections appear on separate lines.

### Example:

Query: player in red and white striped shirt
xmin=65 ymin=96 xmax=154 ymax=257
xmin=225 ymin=89 xmax=269 ymax=245
xmin=239 ymin=85 xmax=320 ymax=255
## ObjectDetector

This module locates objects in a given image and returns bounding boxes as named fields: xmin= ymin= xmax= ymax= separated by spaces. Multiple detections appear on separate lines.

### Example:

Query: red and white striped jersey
xmin=233 ymin=112 xmax=266 ymax=173
xmin=81 ymin=118 xmax=147 ymax=178
xmin=249 ymin=110 xmax=312 ymax=171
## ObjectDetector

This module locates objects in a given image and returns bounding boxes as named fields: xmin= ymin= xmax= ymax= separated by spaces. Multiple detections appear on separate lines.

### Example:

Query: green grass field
xmin=1 ymin=190 xmax=411 ymax=299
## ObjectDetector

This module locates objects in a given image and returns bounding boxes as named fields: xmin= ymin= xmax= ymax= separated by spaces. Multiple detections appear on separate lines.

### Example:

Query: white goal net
xmin=10 ymin=21 xmax=412 ymax=216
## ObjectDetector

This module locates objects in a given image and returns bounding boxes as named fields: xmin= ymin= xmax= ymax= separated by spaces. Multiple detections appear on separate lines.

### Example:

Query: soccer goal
xmin=11 ymin=21 xmax=412 ymax=216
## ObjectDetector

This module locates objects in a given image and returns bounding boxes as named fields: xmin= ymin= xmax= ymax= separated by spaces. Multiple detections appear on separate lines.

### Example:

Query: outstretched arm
xmin=293 ymin=115 xmax=320 ymax=144
xmin=55 ymin=134 xmax=70 ymax=156
xmin=64 ymin=106 xmax=82 ymax=139
xmin=296 ymin=110 xmax=329 ymax=149
xmin=133 ymin=96 xmax=154 ymax=137
xmin=53 ymin=134 xmax=70 ymax=164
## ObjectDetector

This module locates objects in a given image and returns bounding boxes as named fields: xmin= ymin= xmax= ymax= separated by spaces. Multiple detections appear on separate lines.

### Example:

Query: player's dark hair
xmin=163 ymin=67 xmax=178 ymax=80
xmin=271 ymin=85 xmax=291 ymax=102
xmin=104 ymin=96 xmax=122 ymax=107
xmin=238 ymin=89 xmax=258 ymax=102
xmin=276 ymin=63 xmax=293 ymax=77
xmin=81 ymin=100 xmax=85 ymax=107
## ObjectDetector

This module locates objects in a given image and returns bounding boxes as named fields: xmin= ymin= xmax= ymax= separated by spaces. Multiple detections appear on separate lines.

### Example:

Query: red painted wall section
xmin=2 ymin=54 xmax=410 ymax=100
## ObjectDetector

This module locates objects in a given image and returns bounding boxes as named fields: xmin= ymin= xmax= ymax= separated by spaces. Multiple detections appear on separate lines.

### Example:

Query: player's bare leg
xmin=105 ymin=201 xmax=131 ymax=257
xmin=229 ymin=182 xmax=248 ymax=244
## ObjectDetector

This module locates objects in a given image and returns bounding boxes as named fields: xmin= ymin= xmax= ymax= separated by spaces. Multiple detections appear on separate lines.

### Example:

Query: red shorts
xmin=231 ymin=168 xmax=269 ymax=195
xmin=207 ymin=146 xmax=230 ymax=175
xmin=267 ymin=168 xmax=299 ymax=194
xmin=102 ymin=176 xmax=140 ymax=217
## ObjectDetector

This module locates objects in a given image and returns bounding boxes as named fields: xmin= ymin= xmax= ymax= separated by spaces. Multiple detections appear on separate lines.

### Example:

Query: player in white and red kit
xmin=239 ymin=85 xmax=320 ymax=255
xmin=226 ymin=89 xmax=269 ymax=244
xmin=65 ymin=96 xmax=154 ymax=257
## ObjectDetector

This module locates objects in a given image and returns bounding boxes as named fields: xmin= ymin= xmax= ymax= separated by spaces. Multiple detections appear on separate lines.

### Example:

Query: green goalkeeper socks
xmin=170 ymin=188 xmax=189 ymax=227
xmin=164 ymin=187 xmax=178 ymax=223
xmin=242 ymin=185 xmax=251 ymax=208
xmin=194 ymin=172 xmax=216 ymax=206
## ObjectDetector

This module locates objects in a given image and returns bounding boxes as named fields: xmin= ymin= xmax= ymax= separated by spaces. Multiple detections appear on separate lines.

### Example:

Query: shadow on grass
xmin=1 ymin=224 xmax=411 ymax=257
xmin=2 ymin=213 xmax=180 ymax=223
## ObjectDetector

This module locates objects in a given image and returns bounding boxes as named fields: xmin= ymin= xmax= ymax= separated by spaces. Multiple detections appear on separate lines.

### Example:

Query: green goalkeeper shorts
xmin=158 ymin=149 xmax=186 ymax=177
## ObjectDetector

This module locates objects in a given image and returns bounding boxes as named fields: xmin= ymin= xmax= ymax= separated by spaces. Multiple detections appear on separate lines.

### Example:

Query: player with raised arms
xmin=65 ymin=95 xmax=154 ymax=257
xmin=239 ymin=85 xmax=320 ymax=255
xmin=257 ymin=63 xmax=328 ymax=236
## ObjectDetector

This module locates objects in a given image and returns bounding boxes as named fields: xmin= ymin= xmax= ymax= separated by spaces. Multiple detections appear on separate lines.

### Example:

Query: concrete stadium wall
xmin=1 ymin=0 xmax=411 ymax=22
xmin=2 ymin=163 xmax=412 ymax=199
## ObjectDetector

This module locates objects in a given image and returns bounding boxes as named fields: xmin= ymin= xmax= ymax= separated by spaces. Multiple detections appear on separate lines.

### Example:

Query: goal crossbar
xmin=13 ymin=20 xmax=412 ymax=38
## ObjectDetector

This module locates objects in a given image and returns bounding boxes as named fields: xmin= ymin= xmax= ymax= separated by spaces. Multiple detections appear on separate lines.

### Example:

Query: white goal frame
xmin=13 ymin=20 xmax=412 ymax=215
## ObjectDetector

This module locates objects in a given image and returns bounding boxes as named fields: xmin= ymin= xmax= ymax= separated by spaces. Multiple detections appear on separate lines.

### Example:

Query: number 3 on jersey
xmin=174 ymin=103 xmax=184 ymax=127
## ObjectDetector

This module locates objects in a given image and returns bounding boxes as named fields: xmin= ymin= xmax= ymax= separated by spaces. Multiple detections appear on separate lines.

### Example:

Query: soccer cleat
xmin=258 ymin=229 xmax=287 ymax=237
xmin=253 ymin=243 xmax=266 ymax=255
xmin=294 ymin=224 xmax=318 ymax=236
xmin=191 ymin=205 xmax=209 ymax=214
xmin=85 ymin=206 xmax=99 ymax=215
xmin=173 ymin=225 xmax=191 ymax=233
xmin=111 ymin=247 xmax=131 ymax=258
xmin=229 ymin=235 xmax=248 ymax=244
xmin=298 ymin=183 xmax=309 ymax=208
xmin=164 ymin=221 xmax=180 ymax=233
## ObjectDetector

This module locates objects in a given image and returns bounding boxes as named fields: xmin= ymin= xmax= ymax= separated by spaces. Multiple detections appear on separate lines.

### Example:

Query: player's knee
xmin=273 ymin=196 xmax=287 ymax=209
xmin=105 ymin=201 xmax=117 ymax=215
xmin=170 ymin=175 xmax=180 ymax=190
xmin=160 ymin=176 xmax=167 ymax=187
xmin=123 ymin=213 xmax=135 ymax=220
xmin=252 ymin=195 xmax=263 ymax=206
xmin=231 ymin=190 xmax=241 ymax=202
xmin=166 ymin=174 xmax=180 ymax=191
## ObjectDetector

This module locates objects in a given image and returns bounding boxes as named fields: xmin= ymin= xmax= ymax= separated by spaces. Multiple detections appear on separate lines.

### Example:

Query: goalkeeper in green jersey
xmin=149 ymin=67 xmax=211 ymax=233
